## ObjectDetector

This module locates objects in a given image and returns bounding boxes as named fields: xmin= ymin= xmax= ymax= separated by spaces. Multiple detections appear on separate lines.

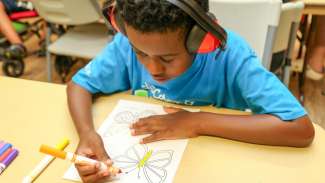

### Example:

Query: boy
xmin=67 ymin=0 xmax=315 ymax=182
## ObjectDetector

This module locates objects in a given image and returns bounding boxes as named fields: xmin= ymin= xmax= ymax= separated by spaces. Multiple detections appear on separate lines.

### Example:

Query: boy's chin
xmin=154 ymin=77 xmax=169 ymax=83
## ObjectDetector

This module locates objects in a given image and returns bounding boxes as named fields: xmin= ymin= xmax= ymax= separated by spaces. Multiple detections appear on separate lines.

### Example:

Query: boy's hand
xmin=75 ymin=131 xmax=113 ymax=183
xmin=130 ymin=107 xmax=199 ymax=143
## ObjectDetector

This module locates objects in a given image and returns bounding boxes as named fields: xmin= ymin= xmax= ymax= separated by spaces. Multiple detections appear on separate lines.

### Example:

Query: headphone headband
xmin=166 ymin=0 xmax=227 ymax=49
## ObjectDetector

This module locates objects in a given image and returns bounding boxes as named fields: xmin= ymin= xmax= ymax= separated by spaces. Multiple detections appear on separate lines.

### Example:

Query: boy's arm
xmin=192 ymin=112 xmax=314 ymax=147
xmin=67 ymin=81 xmax=94 ymax=137
xmin=66 ymin=34 xmax=131 ymax=182
xmin=130 ymin=108 xmax=315 ymax=148
xmin=67 ymin=81 xmax=113 ymax=182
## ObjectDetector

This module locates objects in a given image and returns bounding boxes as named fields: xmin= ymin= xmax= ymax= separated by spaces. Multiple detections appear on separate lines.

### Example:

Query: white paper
xmin=63 ymin=100 xmax=193 ymax=183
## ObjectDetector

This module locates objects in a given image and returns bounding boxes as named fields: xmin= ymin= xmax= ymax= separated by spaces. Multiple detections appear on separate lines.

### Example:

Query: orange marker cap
xmin=40 ymin=144 xmax=67 ymax=159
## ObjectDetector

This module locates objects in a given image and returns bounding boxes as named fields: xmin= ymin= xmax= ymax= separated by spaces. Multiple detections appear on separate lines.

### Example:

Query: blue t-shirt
xmin=72 ymin=31 xmax=306 ymax=121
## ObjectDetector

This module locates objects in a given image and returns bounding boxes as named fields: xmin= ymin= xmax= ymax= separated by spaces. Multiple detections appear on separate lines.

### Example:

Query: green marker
xmin=134 ymin=89 xmax=149 ymax=97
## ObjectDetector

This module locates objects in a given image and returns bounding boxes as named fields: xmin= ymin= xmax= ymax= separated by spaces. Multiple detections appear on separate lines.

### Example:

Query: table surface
xmin=1 ymin=76 xmax=325 ymax=183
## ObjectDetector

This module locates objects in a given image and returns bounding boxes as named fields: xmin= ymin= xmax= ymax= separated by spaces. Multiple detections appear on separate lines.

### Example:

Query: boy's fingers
xmin=75 ymin=161 xmax=91 ymax=167
xmin=131 ymin=121 xmax=167 ymax=136
xmin=141 ymin=132 xmax=164 ymax=144
xmin=131 ymin=117 xmax=164 ymax=130
xmin=96 ymin=146 xmax=110 ymax=162
xmin=131 ymin=119 xmax=148 ymax=128
xmin=131 ymin=129 xmax=152 ymax=136
xmin=83 ymin=170 xmax=110 ymax=183
xmin=76 ymin=148 xmax=94 ymax=157
xmin=132 ymin=115 xmax=162 ymax=128
xmin=76 ymin=163 xmax=100 ymax=176
xmin=105 ymin=159 xmax=113 ymax=166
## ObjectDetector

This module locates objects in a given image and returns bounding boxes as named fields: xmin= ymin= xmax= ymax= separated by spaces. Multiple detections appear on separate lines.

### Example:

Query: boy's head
xmin=114 ymin=0 xmax=209 ymax=83
xmin=115 ymin=0 xmax=209 ymax=33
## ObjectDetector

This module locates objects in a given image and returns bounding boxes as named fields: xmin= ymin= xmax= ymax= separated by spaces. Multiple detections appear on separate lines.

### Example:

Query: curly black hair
xmin=115 ymin=0 xmax=209 ymax=34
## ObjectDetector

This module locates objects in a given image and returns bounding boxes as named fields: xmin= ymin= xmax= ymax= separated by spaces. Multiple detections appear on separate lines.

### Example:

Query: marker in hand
xmin=39 ymin=145 xmax=121 ymax=175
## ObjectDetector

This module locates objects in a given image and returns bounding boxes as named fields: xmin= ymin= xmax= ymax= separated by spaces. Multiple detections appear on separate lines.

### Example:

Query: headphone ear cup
xmin=186 ymin=25 xmax=206 ymax=53
xmin=186 ymin=25 xmax=220 ymax=54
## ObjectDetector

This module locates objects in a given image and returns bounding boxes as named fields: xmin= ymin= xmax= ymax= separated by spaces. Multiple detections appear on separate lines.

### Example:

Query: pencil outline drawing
xmin=114 ymin=110 xmax=158 ymax=125
xmin=103 ymin=110 xmax=159 ymax=136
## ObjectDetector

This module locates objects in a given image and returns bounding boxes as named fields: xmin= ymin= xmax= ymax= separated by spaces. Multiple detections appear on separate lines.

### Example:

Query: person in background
xmin=0 ymin=0 xmax=31 ymax=58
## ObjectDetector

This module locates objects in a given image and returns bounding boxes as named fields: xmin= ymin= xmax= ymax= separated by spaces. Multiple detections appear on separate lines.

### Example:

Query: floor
xmin=1 ymin=33 xmax=325 ymax=130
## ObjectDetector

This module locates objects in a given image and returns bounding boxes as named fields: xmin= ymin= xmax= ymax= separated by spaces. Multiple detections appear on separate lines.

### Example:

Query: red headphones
xmin=102 ymin=0 xmax=227 ymax=54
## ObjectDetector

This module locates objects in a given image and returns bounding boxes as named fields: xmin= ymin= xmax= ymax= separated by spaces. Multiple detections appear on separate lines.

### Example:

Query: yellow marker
xmin=39 ymin=144 xmax=121 ymax=175
xmin=22 ymin=138 xmax=70 ymax=183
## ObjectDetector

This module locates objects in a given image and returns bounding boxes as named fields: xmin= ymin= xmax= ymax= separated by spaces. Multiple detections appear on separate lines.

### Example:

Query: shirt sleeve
xmin=227 ymin=33 xmax=306 ymax=121
xmin=72 ymin=33 xmax=132 ymax=94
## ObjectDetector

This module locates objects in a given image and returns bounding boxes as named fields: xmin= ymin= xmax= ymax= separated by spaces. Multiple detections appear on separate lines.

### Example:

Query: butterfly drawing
xmin=103 ymin=110 xmax=158 ymax=137
xmin=113 ymin=144 xmax=173 ymax=183
xmin=114 ymin=110 xmax=158 ymax=125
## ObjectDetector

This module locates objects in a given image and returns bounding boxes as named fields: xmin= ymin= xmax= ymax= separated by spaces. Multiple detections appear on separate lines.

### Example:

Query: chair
xmin=32 ymin=0 xmax=113 ymax=82
xmin=209 ymin=0 xmax=282 ymax=70
xmin=271 ymin=1 xmax=304 ymax=86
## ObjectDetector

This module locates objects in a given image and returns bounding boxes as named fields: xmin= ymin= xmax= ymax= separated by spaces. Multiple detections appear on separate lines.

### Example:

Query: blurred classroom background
xmin=0 ymin=0 xmax=324 ymax=129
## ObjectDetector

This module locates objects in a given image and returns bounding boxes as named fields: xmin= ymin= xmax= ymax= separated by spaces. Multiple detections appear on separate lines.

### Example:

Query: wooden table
xmin=1 ymin=76 xmax=325 ymax=183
